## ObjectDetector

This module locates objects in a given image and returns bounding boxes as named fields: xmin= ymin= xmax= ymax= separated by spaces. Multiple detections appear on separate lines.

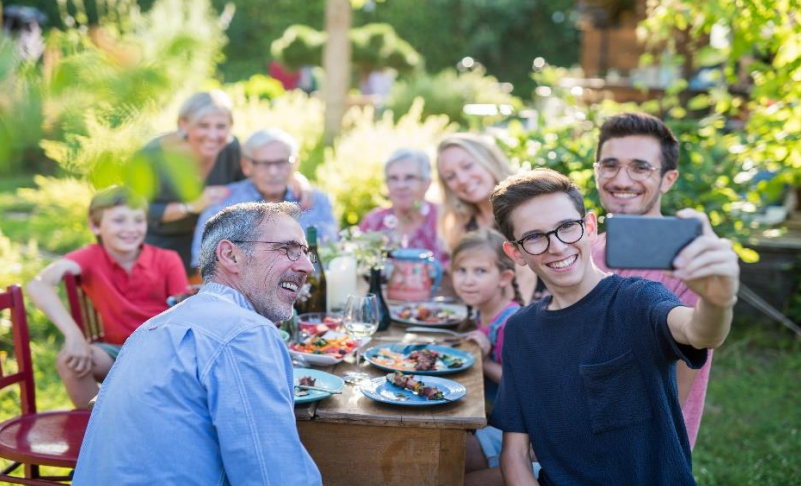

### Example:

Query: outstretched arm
xmin=500 ymin=432 xmax=539 ymax=486
xmin=26 ymin=259 xmax=94 ymax=377
xmin=666 ymin=209 xmax=739 ymax=349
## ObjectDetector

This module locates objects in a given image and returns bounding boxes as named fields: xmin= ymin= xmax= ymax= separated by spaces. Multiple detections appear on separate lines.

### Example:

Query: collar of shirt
xmin=199 ymin=282 xmax=256 ymax=312
xmin=95 ymin=243 xmax=152 ymax=274
xmin=241 ymin=179 xmax=298 ymax=203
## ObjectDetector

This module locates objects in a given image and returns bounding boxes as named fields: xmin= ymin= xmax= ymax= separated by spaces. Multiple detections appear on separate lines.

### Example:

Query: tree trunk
xmin=323 ymin=0 xmax=352 ymax=144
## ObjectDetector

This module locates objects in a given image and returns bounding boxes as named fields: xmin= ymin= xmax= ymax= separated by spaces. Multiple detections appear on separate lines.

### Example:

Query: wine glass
xmin=341 ymin=293 xmax=380 ymax=384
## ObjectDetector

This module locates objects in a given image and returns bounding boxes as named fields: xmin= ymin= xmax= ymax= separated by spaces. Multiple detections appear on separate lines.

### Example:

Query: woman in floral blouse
xmin=359 ymin=148 xmax=447 ymax=265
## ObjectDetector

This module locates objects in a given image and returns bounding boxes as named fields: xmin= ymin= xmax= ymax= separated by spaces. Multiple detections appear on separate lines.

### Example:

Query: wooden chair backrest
xmin=63 ymin=273 xmax=105 ymax=343
xmin=0 ymin=285 xmax=37 ymax=415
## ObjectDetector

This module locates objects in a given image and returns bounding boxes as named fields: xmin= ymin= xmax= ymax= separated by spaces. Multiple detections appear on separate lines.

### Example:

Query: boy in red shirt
xmin=27 ymin=186 xmax=188 ymax=409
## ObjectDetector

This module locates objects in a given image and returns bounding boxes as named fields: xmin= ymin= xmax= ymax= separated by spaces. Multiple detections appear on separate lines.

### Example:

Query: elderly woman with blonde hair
xmin=359 ymin=148 xmax=447 ymax=265
xmin=140 ymin=90 xmax=244 ymax=273
xmin=436 ymin=133 xmax=540 ymax=303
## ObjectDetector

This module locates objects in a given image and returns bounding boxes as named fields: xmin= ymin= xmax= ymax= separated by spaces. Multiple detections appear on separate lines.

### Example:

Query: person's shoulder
xmin=64 ymin=243 xmax=106 ymax=265
xmin=504 ymin=302 xmax=538 ymax=332
xmin=141 ymin=244 xmax=183 ymax=265
xmin=612 ymin=274 xmax=682 ymax=308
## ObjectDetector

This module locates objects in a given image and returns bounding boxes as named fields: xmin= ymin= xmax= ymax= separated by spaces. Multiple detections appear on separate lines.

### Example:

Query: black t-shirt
xmin=490 ymin=274 xmax=707 ymax=486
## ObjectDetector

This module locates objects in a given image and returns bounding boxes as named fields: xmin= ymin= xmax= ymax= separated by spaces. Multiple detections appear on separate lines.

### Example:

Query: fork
xmin=405 ymin=327 xmax=470 ymax=338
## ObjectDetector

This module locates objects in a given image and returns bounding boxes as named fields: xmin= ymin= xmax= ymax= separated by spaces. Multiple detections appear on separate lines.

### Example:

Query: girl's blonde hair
xmin=436 ymin=133 xmax=513 ymax=249
xmin=178 ymin=90 xmax=234 ymax=127
xmin=451 ymin=229 xmax=522 ymax=331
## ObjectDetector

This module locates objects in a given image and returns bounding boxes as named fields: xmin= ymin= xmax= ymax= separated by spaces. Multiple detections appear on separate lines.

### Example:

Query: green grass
xmin=694 ymin=321 xmax=801 ymax=485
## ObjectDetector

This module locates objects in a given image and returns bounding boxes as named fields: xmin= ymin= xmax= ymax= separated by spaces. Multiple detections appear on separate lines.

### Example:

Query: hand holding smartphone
xmin=605 ymin=215 xmax=702 ymax=270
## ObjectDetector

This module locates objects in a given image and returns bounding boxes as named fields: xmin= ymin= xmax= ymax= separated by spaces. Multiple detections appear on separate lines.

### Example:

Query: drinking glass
xmin=341 ymin=293 xmax=380 ymax=383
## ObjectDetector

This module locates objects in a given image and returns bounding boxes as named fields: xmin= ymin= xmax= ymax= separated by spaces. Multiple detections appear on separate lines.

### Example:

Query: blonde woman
xmin=141 ymin=90 xmax=244 ymax=272
xmin=437 ymin=133 xmax=540 ymax=303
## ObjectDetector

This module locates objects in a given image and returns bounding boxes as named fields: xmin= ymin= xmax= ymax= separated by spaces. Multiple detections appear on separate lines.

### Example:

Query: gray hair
xmin=384 ymin=148 xmax=431 ymax=180
xmin=178 ymin=91 xmax=233 ymax=127
xmin=199 ymin=202 xmax=302 ymax=282
xmin=242 ymin=128 xmax=299 ymax=160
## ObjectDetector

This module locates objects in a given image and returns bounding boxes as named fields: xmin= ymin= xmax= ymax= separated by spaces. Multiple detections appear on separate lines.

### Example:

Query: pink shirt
xmin=478 ymin=302 xmax=521 ymax=365
xmin=359 ymin=202 xmax=448 ymax=266
xmin=65 ymin=244 xmax=189 ymax=345
xmin=592 ymin=233 xmax=711 ymax=449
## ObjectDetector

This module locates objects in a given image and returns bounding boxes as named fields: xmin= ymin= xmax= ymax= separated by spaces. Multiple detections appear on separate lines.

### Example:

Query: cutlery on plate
xmin=405 ymin=327 xmax=470 ymax=338
xmin=294 ymin=384 xmax=343 ymax=395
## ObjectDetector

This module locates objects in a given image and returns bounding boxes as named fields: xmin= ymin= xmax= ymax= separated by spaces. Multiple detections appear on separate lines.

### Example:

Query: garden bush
xmin=387 ymin=66 xmax=522 ymax=128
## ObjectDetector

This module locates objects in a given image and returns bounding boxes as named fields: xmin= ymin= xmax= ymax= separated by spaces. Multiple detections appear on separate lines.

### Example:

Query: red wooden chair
xmin=62 ymin=273 xmax=104 ymax=343
xmin=0 ymin=285 xmax=91 ymax=485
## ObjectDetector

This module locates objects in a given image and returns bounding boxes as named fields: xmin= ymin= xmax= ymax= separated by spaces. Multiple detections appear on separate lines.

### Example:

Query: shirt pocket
xmin=579 ymin=350 xmax=653 ymax=434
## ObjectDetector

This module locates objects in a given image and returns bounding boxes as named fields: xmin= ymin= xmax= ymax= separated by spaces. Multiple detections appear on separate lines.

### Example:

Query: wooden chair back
xmin=63 ymin=273 xmax=105 ymax=343
xmin=0 ymin=285 xmax=37 ymax=415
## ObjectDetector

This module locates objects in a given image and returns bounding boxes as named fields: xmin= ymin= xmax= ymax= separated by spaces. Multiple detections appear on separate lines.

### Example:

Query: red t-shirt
xmin=65 ymin=243 xmax=189 ymax=345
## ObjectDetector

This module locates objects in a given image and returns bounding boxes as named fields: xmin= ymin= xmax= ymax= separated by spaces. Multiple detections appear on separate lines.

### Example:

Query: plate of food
xmin=390 ymin=302 xmax=467 ymax=327
xmin=363 ymin=344 xmax=475 ymax=375
xmin=293 ymin=368 xmax=345 ymax=405
xmin=360 ymin=371 xmax=466 ymax=406
xmin=298 ymin=312 xmax=342 ymax=333
xmin=288 ymin=330 xmax=360 ymax=366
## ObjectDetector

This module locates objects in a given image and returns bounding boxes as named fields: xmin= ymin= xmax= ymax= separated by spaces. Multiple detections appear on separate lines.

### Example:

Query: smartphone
xmin=605 ymin=215 xmax=702 ymax=270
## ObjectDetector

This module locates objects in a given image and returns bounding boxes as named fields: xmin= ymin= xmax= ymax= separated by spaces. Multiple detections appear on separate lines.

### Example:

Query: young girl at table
xmin=451 ymin=229 xmax=530 ymax=485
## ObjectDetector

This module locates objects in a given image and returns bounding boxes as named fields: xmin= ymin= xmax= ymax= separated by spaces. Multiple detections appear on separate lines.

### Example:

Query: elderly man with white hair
xmin=191 ymin=128 xmax=337 ymax=270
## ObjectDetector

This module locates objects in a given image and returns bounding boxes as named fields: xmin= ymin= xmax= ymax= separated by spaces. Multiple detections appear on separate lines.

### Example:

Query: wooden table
xmin=295 ymin=325 xmax=486 ymax=486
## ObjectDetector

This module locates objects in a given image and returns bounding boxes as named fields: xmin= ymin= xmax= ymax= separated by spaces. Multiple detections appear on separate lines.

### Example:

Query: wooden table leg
xmin=298 ymin=422 xmax=466 ymax=486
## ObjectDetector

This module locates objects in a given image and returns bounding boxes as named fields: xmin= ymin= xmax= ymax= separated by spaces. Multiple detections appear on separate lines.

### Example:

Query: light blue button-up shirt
xmin=191 ymin=179 xmax=338 ymax=268
xmin=73 ymin=283 xmax=322 ymax=486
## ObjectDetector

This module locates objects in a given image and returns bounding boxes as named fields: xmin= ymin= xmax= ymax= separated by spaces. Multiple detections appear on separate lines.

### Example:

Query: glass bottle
xmin=295 ymin=226 xmax=327 ymax=315
xmin=369 ymin=267 xmax=391 ymax=331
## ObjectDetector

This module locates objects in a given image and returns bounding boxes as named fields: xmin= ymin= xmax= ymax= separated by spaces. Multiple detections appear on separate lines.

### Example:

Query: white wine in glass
xmin=342 ymin=293 xmax=379 ymax=383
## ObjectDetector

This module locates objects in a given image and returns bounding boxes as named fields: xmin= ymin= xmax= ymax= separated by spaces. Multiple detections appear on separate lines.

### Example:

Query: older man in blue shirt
xmin=74 ymin=202 xmax=322 ymax=485
xmin=190 ymin=128 xmax=337 ymax=270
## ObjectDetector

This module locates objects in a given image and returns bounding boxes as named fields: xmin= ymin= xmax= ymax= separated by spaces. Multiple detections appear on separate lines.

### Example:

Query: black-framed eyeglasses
xmin=230 ymin=240 xmax=316 ymax=263
xmin=246 ymin=157 xmax=296 ymax=170
xmin=594 ymin=160 xmax=661 ymax=181
xmin=511 ymin=219 xmax=585 ymax=256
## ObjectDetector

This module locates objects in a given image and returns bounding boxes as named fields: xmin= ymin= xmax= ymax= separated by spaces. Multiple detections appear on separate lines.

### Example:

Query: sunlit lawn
xmin=0 ymin=183 xmax=799 ymax=484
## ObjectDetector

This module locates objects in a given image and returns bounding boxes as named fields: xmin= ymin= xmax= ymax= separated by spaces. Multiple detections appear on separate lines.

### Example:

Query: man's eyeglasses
xmin=246 ymin=157 xmax=296 ymax=171
xmin=386 ymin=174 xmax=423 ymax=186
xmin=594 ymin=160 xmax=661 ymax=181
xmin=511 ymin=219 xmax=585 ymax=256
xmin=230 ymin=240 xmax=317 ymax=263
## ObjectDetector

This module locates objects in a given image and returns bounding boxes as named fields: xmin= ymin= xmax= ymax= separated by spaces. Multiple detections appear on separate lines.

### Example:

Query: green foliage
xmin=271 ymin=23 xmax=421 ymax=76
xmin=387 ymin=67 xmax=522 ymax=128
xmin=0 ymin=0 xmax=227 ymax=178
xmin=638 ymin=0 xmax=801 ymax=198
xmin=316 ymin=99 xmax=454 ymax=227
xmin=355 ymin=0 xmax=580 ymax=96
xmin=350 ymin=23 xmax=421 ymax=75
xmin=270 ymin=25 xmax=325 ymax=71
xmin=15 ymin=176 xmax=95 ymax=254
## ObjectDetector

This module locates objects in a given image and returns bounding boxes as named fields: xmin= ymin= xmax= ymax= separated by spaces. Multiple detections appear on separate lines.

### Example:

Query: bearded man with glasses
xmin=487 ymin=168 xmax=738 ymax=486
xmin=75 ymin=202 xmax=323 ymax=485
xmin=190 ymin=128 xmax=337 ymax=272
xmin=590 ymin=112 xmax=711 ymax=450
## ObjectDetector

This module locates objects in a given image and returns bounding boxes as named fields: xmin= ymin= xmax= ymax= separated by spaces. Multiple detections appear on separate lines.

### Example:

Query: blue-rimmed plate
xmin=360 ymin=374 xmax=466 ymax=406
xmin=293 ymin=368 xmax=344 ymax=405
xmin=363 ymin=344 xmax=475 ymax=375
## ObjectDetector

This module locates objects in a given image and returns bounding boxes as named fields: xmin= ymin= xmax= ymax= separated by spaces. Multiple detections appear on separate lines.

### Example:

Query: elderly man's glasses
xmin=511 ymin=219 xmax=585 ymax=256
xmin=231 ymin=240 xmax=317 ymax=263
xmin=246 ymin=157 xmax=296 ymax=170
xmin=594 ymin=160 xmax=661 ymax=181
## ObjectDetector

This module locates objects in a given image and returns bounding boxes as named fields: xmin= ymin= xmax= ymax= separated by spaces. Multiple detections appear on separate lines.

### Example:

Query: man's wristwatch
xmin=180 ymin=202 xmax=197 ymax=215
